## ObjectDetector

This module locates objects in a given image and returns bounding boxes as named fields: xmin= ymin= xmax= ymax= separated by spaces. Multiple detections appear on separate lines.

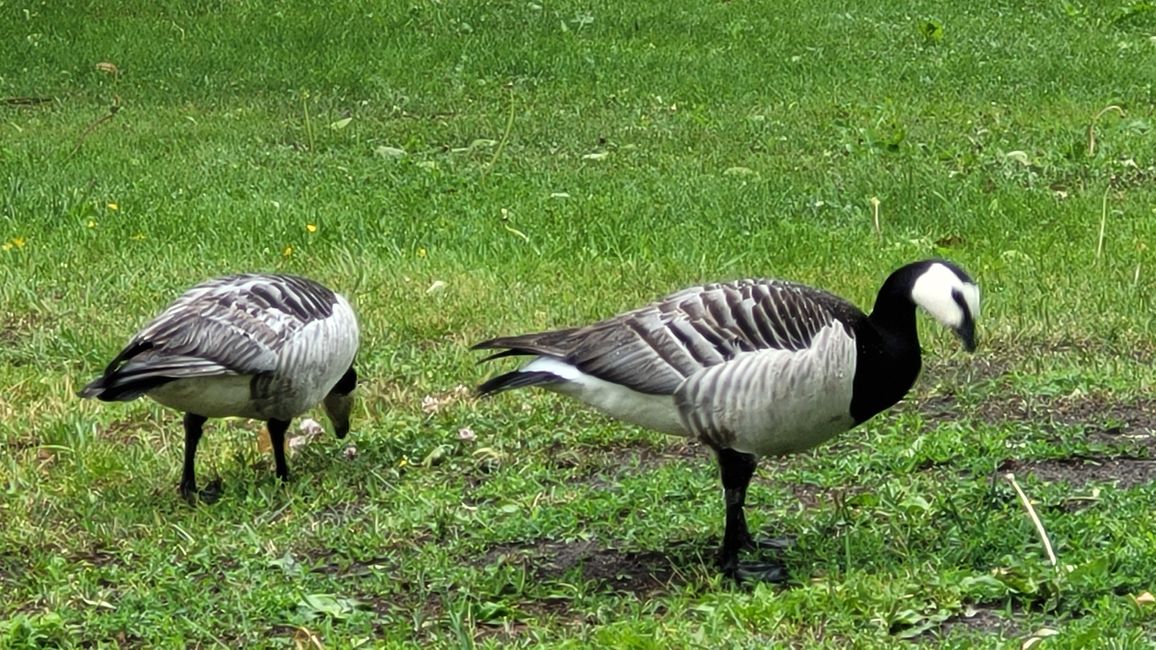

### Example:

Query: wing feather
xmin=82 ymin=274 xmax=343 ymax=401
xmin=476 ymin=278 xmax=866 ymax=396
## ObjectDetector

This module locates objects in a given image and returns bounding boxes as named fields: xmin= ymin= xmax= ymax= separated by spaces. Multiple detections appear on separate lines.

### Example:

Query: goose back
xmin=477 ymin=279 xmax=880 ymax=454
xmin=84 ymin=274 xmax=359 ymax=420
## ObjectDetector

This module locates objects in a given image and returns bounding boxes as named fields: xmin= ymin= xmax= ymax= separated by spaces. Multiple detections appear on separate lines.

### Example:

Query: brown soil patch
xmin=923 ymin=338 xmax=1156 ymax=389
xmin=911 ymin=392 xmax=1156 ymax=448
xmin=974 ymin=395 xmax=1156 ymax=438
xmin=920 ymin=605 xmax=1019 ymax=642
xmin=998 ymin=456 xmax=1156 ymax=488
xmin=309 ymin=554 xmax=395 ymax=578
xmin=923 ymin=354 xmax=1014 ymax=386
xmin=785 ymin=482 xmax=869 ymax=510
xmin=68 ymin=543 xmax=118 ymax=568
xmin=544 ymin=438 xmax=706 ymax=487
xmin=788 ymin=483 xmax=827 ymax=509
xmin=480 ymin=539 xmax=688 ymax=595
xmin=97 ymin=418 xmax=148 ymax=445
xmin=0 ymin=314 xmax=40 ymax=345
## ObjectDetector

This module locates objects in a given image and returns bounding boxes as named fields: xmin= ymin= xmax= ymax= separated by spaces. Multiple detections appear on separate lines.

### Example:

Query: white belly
xmin=524 ymin=357 xmax=689 ymax=436
xmin=148 ymin=375 xmax=268 ymax=419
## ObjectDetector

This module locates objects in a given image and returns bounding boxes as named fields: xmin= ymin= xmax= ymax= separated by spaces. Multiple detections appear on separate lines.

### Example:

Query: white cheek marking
xmin=911 ymin=263 xmax=965 ymax=328
xmin=961 ymin=282 xmax=981 ymax=320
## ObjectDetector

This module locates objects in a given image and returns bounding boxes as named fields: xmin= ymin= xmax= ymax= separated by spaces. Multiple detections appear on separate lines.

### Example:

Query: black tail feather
xmin=78 ymin=373 xmax=174 ymax=402
xmin=474 ymin=348 xmax=531 ymax=364
xmin=476 ymin=370 xmax=562 ymax=396
xmin=471 ymin=328 xmax=583 ymax=359
xmin=79 ymin=340 xmax=162 ymax=401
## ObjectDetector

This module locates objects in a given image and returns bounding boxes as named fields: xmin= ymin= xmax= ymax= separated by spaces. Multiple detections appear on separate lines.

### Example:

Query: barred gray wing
xmin=564 ymin=279 xmax=859 ymax=395
xmin=122 ymin=274 xmax=340 ymax=377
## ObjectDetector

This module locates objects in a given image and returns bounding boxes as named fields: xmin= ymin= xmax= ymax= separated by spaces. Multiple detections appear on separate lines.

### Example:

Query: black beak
xmin=956 ymin=319 xmax=977 ymax=353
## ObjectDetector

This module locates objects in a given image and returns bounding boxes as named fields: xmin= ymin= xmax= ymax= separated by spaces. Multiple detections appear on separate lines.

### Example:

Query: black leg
xmin=179 ymin=413 xmax=207 ymax=504
xmin=267 ymin=418 xmax=291 ymax=482
xmin=715 ymin=447 xmax=788 ymax=584
xmin=717 ymin=447 xmax=757 ymax=571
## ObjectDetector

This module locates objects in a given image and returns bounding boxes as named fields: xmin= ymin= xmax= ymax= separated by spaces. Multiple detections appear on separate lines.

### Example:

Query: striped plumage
xmin=80 ymin=274 xmax=360 ymax=503
xmin=475 ymin=259 xmax=980 ymax=582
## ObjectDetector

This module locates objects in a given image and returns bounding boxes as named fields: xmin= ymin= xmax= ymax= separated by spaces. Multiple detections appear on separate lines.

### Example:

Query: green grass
xmin=2 ymin=0 xmax=1155 ymax=646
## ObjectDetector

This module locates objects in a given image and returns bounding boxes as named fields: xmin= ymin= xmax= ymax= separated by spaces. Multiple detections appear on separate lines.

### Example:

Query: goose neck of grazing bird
xmin=849 ymin=267 xmax=924 ymax=424
xmin=866 ymin=267 xmax=922 ymax=345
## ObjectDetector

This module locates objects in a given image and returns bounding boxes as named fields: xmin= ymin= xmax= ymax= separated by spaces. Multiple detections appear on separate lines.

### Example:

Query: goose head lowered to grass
xmin=80 ymin=273 xmax=360 ymax=504
xmin=473 ymin=259 xmax=979 ymax=583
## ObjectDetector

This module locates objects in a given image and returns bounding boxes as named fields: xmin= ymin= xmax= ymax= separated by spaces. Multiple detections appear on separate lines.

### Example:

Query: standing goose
xmin=80 ymin=274 xmax=360 ymax=503
xmin=474 ymin=259 xmax=980 ymax=582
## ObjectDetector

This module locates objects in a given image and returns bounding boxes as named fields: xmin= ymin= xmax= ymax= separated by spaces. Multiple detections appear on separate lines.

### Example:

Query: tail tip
xmin=476 ymin=370 xmax=561 ymax=397
xmin=78 ymin=381 xmax=104 ymax=400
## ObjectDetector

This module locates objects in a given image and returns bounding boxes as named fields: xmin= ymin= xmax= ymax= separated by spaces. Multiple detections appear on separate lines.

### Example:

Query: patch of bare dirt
xmin=998 ymin=456 xmax=1156 ymax=488
xmin=68 ymin=543 xmax=118 ymax=568
xmin=912 ymin=392 xmax=1156 ymax=448
xmin=544 ymin=439 xmax=705 ymax=486
xmin=0 ymin=436 xmax=39 ymax=453
xmin=784 ymin=482 xmax=870 ymax=510
xmin=0 ymin=314 xmax=40 ymax=345
xmin=919 ymin=605 xmax=1019 ymax=642
xmin=313 ymin=501 xmax=368 ymax=526
xmin=310 ymin=555 xmax=395 ymax=578
xmin=976 ymin=395 xmax=1156 ymax=438
xmin=788 ymin=483 xmax=827 ymax=509
xmin=923 ymin=354 xmax=1014 ymax=386
xmin=479 ymin=539 xmax=688 ymax=595
xmin=97 ymin=418 xmax=147 ymax=445
xmin=295 ymin=546 xmax=397 ymax=578
xmin=923 ymin=338 xmax=1156 ymax=388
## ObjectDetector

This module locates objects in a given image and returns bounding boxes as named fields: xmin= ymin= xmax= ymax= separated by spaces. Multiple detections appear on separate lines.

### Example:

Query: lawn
xmin=2 ymin=0 xmax=1155 ymax=647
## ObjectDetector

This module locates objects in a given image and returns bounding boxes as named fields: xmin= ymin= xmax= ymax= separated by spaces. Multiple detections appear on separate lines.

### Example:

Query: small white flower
xmin=458 ymin=427 xmax=476 ymax=442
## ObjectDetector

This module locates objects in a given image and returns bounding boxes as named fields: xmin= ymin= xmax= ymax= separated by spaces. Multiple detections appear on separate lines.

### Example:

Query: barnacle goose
xmin=80 ymin=274 xmax=360 ymax=503
xmin=474 ymin=259 xmax=980 ymax=582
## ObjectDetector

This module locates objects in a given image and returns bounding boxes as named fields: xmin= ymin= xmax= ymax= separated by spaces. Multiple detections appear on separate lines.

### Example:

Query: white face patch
xmin=910 ymin=263 xmax=980 ymax=329
xmin=958 ymin=281 xmax=981 ymax=320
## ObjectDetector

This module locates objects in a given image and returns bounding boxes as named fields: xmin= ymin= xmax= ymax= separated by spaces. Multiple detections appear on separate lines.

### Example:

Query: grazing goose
xmin=474 ymin=259 xmax=980 ymax=582
xmin=80 ymin=274 xmax=360 ymax=503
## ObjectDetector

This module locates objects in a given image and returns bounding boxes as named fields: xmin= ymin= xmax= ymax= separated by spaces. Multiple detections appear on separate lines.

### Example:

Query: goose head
xmin=908 ymin=260 xmax=981 ymax=352
xmin=323 ymin=366 xmax=358 ymax=439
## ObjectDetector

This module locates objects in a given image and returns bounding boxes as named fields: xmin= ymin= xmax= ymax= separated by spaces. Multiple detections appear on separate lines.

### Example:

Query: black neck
xmin=849 ymin=263 xmax=926 ymax=423
xmin=867 ymin=266 xmax=922 ymax=344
